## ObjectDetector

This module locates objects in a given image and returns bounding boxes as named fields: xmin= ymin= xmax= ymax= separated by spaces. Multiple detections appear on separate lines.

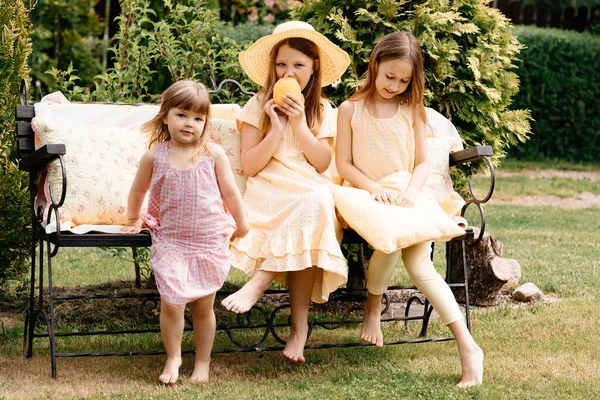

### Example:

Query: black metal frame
xmin=15 ymin=79 xmax=495 ymax=379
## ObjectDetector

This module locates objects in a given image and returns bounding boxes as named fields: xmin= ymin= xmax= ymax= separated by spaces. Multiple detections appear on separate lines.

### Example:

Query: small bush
xmin=510 ymin=26 xmax=600 ymax=162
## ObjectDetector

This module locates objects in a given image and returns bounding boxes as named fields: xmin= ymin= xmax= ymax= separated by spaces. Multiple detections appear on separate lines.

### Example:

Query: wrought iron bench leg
xmin=24 ymin=234 xmax=37 ymax=358
xmin=46 ymin=241 xmax=58 ymax=379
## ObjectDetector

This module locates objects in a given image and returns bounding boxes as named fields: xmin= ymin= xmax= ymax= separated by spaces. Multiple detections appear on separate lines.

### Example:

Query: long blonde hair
xmin=258 ymin=37 xmax=324 ymax=137
xmin=350 ymin=31 xmax=427 ymax=124
xmin=142 ymin=80 xmax=212 ymax=155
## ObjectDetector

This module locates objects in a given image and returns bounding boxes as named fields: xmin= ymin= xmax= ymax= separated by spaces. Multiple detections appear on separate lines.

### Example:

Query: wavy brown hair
xmin=258 ymin=37 xmax=324 ymax=137
xmin=142 ymin=80 xmax=212 ymax=156
xmin=350 ymin=31 xmax=427 ymax=124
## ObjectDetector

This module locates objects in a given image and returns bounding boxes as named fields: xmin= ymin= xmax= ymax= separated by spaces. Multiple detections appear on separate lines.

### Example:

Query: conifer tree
xmin=293 ymin=0 xmax=532 ymax=178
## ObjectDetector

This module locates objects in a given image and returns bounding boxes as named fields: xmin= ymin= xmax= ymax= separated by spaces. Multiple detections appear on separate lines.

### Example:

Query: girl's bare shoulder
xmin=141 ymin=146 xmax=158 ymax=162
xmin=338 ymin=100 xmax=355 ymax=119
xmin=206 ymin=142 xmax=227 ymax=162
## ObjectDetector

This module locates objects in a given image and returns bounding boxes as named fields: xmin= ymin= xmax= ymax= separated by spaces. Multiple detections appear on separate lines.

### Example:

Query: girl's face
xmin=374 ymin=58 xmax=413 ymax=100
xmin=274 ymin=44 xmax=315 ymax=91
xmin=163 ymin=107 xmax=206 ymax=146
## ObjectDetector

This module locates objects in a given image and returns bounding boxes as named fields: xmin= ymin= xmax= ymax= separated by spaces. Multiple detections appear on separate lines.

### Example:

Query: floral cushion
xmin=421 ymin=108 xmax=466 ymax=218
xmin=211 ymin=117 xmax=247 ymax=196
xmin=32 ymin=117 xmax=147 ymax=227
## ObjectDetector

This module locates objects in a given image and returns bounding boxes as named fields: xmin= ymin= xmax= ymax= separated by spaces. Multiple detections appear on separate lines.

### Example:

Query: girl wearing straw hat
xmin=221 ymin=21 xmax=350 ymax=365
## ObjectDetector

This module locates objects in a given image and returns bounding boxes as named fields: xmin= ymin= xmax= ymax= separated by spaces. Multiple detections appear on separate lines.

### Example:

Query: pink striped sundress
xmin=143 ymin=141 xmax=232 ymax=305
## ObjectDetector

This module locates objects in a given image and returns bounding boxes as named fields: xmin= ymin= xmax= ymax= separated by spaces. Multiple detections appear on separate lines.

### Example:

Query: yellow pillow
xmin=331 ymin=171 xmax=465 ymax=254
xmin=32 ymin=117 xmax=147 ymax=227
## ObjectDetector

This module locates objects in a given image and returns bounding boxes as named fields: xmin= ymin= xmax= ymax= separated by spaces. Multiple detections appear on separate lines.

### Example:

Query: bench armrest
xmin=19 ymin=144 xmax=66 ymax=172
xmin=449 ymin=145 xmax=493 ymax=167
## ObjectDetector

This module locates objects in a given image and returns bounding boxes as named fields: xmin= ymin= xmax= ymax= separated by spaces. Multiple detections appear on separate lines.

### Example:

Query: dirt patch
xmin=490 ymin=192 xmax=600 ymax=208
xmin=498 ymin=169 xmax=600 ymax=181
xmin=493 ymin=169 xmax=600 ymax=208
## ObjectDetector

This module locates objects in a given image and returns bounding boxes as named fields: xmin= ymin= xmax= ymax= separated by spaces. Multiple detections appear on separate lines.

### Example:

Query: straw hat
xmin=239 ymin=21 xmax=350 ymax=87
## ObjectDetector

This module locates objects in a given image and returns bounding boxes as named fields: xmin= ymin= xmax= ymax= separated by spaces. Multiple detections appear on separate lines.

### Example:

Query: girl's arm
xmin=280 ymin=94 xmax=332 ymax=173
xmin=122 ymin=148 xmax=155 ymax=233
xmin=240 ymin=99 xmax=286 ymax=177
xmin=212 ymin=144 xmax=249 ymax=241
xmin=399 ymin=111 xmax=430 ymax=207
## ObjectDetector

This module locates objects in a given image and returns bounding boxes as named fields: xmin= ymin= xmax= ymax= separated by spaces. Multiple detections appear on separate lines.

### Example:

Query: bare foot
xmin=190 ymin=359 xmax=210 ymax=384
xmin=159 ymin=356 xmax=182 ymax=385
xmin=221 ymin=280 xmax=266 ymax=313
xmin=360 ymin=302 xmax=384 ymax=348
xmin=456 ymin=345 xmax=484 ymax=389
xmin=282 ymin=327 xmax=308 ymax=365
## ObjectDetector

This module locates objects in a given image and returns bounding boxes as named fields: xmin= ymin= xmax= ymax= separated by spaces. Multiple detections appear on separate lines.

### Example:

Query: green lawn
xmin=1 ymin=161 xmax=599 ymax=399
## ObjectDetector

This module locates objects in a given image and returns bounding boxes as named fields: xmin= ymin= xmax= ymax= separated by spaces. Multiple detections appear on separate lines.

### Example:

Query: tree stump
xmin=447 ymin=228 xmax=521 ymax=306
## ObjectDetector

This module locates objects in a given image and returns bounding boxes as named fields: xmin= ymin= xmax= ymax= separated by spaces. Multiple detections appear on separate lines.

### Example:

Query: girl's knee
xmin=306 ymin=186 xmax=334 ymax=207
xmin=188 ymin=294 xmax=216 ymax=318
xmin=161 ymin=299 xmax=186 ymax=313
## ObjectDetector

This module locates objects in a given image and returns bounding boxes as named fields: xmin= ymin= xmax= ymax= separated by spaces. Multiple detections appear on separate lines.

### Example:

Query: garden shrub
xmin=219 ymin=22 xmax=276 ymax=46
xmin=509 ymin=26 xmax=600 ymax=162
xmin=218 ymin=0 xmax=295 ymax=25
xmin=293 ymin=0 xmax=532 ymax=183
xmin=29 ymin=0 xmax=103 ymax=95
xmin=0 ymin=0 xmax=33 ymax=289
xmin=50 ymin=0 xmax=257 ymax=105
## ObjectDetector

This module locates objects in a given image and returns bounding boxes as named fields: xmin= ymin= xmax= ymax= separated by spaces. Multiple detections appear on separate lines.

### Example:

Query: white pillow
xmin=32 ymin=117 xmax=147 ymax=227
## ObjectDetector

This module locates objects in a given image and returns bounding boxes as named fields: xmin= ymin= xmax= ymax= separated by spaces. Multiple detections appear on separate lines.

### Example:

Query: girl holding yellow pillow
xmin=335 ymin=31 xmax=483 ymax=388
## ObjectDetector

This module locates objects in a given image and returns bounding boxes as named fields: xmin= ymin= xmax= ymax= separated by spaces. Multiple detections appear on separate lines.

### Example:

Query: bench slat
xmin=19 ymin=143 xmax=66 ymax=171
xmin=44 ymin=232 xmax=152 ymax=247
xmin=449 ymin=145 xmax=493 ymax=167
xmin=18 ymin=138 xmax=35 ymax=153
xmin=17 ymin=122 xmax=34 ymax=138
xmin=16 ymin=105 xmax=35 ymax=120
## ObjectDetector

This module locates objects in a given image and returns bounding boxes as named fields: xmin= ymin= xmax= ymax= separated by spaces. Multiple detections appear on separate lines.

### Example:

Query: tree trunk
xmin=448 ymin=228 xmax=515 ymax=306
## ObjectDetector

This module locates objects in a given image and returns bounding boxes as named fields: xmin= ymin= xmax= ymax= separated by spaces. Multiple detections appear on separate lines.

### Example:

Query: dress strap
xmin=350 ymin=99 xmax=364 ymax=127
xmin=152 ymin=141 xmax=169 ymax=172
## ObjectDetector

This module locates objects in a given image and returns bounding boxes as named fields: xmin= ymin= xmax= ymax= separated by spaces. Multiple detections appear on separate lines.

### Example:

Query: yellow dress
xmin=230 ymin=95 xmax=347 ymax=303
xmin=328 ymin=99 xmax=464 ymax=254
xmin=351 ymin=99 xmax=415 ymax=181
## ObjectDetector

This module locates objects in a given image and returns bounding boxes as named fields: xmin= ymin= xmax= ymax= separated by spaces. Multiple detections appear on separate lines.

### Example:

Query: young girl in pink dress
xmin=335 ymin=31 xmax=483 ymax=388
xmin=220 ymin=21 xmax=350 ymax=365
xmin=122 ymin=80 xmax=249 ymax=384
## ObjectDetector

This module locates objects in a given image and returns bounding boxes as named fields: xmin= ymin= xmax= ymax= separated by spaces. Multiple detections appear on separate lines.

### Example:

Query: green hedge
xmin=510 ymin=26 xmax=600 ymax=162
xmin=0 ymin=0 xmax=32 ymax=289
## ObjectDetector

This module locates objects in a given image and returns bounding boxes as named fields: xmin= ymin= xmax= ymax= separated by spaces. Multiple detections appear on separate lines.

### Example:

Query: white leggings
xmin=366 ymin=242 xmax=464 ymax=326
